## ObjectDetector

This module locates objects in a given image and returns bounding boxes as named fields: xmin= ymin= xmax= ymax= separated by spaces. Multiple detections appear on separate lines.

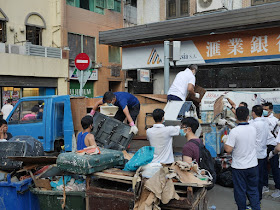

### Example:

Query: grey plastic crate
xmin=91 ymin=112 xmax=134 ymax=151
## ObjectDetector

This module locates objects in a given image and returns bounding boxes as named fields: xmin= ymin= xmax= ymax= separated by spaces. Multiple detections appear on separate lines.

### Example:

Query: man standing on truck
xmin=91 ymin=91 xmax=140 ymax=135
xmin=167 ymin=64 xmax=200 ymax=101
xmin=77 ymin=115 xmax=97 ymax=150
xmin=147 ymin=109 xmax=180 ymax=164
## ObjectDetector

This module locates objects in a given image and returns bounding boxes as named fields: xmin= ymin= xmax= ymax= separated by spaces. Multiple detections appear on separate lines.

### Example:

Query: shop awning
xmin=99 ymin=2 xmax=280 ymax=47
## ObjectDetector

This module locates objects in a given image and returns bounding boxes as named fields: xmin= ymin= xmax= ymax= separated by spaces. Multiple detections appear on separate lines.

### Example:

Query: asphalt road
xmin=207 ymin=184 xmax=280 ymax=210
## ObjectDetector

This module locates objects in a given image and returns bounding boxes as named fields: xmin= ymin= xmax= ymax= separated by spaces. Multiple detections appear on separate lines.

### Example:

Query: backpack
xmin=189 ymin=139 xmax=216 ymax=189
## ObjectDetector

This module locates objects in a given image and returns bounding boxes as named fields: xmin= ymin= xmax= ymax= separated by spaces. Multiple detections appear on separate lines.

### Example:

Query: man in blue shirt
xmin=91 ymin=91 xmax=140 ymax=135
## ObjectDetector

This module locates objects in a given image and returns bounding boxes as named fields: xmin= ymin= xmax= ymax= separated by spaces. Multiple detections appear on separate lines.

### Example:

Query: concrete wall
xmin=64 ymin=3 xmax=125 ymax=97
xmin=137 ymin=0 xmax=165 ymax=25
xmin=0 ymin=0 xmax=62 ymax=47
xmin=124 ymin=4 xmax=137 ymax=27
xmin=0 ymin=53 xmax=68 ymax=94
xmin=0 ymin=0 xmax=68 ymax=95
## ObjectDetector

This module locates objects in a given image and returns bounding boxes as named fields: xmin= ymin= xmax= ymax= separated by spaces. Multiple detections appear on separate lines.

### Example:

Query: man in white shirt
xmin=225 ymin=106 xmax=260 ymax=210
xmin=146 ymin=109 xmax=180 ymax=164
xmin=262 ymin=102 xmax=280 ymax=195
xmin=1 ymin=99 xmax=13 ymax=120
xmin=250 ymin=105 xmax=269 ymax=202
xmin=167 ymin=64 xmax=199 ymax=101
xmin=269 ymin=134 xmax=280 ymax=198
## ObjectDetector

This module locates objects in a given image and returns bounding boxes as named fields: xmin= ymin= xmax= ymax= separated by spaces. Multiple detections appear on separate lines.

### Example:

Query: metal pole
xmin=164 ymin=41 xmax=170 ymax=94
xmin=80 ymin=70 xmax=83 ymax=96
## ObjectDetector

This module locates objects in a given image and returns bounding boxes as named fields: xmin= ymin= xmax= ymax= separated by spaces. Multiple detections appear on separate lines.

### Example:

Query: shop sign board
xmin=122 ymin=27 xmax=280 ymax=70
xmin=201 ymin=90 xmax=280 ymax=111
xmin=69 ymin=67 xmax=98 ymax=81
xmin=137 ymin=69 xmax=150 ymax=82
xmin=69 ymin=81 xmax=94 ymax=98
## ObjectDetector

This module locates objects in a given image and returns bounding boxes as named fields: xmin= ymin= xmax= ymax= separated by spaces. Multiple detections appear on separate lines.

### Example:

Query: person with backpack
xmin=224 ymin=107 xmax=260 ymax=210
xmin=180 ymin=117 xmax=216 ymax=185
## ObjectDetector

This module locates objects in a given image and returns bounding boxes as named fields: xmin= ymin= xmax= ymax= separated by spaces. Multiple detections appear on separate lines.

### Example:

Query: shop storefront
xmin=69 ymin=67 xmax=98 ymax=98
xmin=99 ymin=2 xmax=280 ymax=94
xmin=122 ymin=26 xmax=280 ymax=94
xmin=0 ymin=76 xmax=57 ymax=107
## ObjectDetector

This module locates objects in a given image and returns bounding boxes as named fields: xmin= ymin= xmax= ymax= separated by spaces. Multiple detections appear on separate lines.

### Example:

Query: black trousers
xmin=114 ymin=103 xmax=140 ymax=123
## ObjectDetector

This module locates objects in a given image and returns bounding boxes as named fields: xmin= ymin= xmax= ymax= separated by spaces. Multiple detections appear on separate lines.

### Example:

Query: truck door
xmin=7 ymin=100 xmax=46 ymax=148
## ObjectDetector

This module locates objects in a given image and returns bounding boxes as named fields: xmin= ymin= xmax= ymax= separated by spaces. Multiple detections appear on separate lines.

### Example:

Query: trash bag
xmin=123 ymin=146 xmax=154 ymax=171
xmin=217 ymin=169 xmax=233 ymax=188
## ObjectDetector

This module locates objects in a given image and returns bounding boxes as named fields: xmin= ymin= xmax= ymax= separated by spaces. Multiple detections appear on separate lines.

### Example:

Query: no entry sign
xmin=75 ymin=53 xmax=91 ymax=70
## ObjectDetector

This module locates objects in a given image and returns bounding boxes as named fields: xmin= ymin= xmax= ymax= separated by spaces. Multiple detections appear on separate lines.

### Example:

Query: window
xmin=130 ymin=0 xmax=137 ymax=7
xmin=80 ymin=0 xmax=90 ymax=10
xmin=9 ymin=100 xmax=44 ymax=124
xmin=0 ymin=20 xmax=6 ymax=43
xmin=252 ymin=0 xmax=280 ymax=6
xmin=68 ymin=33 xmax=95 ymax=65
xmin=66 ymin=0 xmax=106 ymax=14
xmin=26 ymin=26 xmax=42 ymax=45
xmin=66 ymin=0 xmax=76 ymax=6
xmin=166 ymin=0 xmax=189 ymax=19
xmin=109 ymin=46 xmax=121 ymax=63
xmin=196 ymin=64 xmax=280 ymax=89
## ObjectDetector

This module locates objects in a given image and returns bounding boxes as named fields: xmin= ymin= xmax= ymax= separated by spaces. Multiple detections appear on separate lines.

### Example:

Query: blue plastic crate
xmin=0 ymin=174 xmax=40 ymax=210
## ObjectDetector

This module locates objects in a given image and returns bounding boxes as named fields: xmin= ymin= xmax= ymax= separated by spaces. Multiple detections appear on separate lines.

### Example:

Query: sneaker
xmin=271 ymin=189 xmax=280 ymax=198
xmin=246 ymin=206 xmax=252 ymax=210
xmin=262 ymin=186 xmax=269 ymax=194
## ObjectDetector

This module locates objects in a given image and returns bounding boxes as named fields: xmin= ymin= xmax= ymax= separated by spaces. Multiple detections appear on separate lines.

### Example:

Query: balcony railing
xmin=0 ymin=42 xmax=62 ymax=59
xmin=25 ymin=43 xmax=62 ymax=59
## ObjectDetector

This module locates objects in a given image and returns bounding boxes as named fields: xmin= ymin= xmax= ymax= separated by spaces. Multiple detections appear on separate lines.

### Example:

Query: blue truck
xmin=6 ymin=95 xmax=75 ymax=152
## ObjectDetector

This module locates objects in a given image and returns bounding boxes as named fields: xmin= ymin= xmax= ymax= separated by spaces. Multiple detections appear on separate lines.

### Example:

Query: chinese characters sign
xmin=193 ymin=27 xmax=280 ymax=62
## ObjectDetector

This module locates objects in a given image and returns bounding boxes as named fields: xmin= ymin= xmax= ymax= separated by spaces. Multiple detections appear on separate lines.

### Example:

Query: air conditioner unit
xmin=197 ymin=0 xmax=232 ymax=13
xmin=7 ymin=44 xmax=25 ymax=55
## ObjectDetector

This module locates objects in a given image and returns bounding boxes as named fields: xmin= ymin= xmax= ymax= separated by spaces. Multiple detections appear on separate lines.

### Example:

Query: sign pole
xmin=80 ymin=70 xmax=84 ymax=96
xmin=164 ymin=41 xmax=170 ymax=94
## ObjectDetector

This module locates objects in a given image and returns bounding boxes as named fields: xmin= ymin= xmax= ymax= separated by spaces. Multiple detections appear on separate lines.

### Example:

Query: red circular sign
xmin=75 ymin=53 xmax=90 ymax=70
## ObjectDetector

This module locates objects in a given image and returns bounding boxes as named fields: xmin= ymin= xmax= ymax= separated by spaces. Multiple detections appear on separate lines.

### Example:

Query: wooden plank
xmin=171 ymin=165 xmax=211 ymax=187
xmin=102 ymin=168 xmax=135 ymax=177
xmin=213 ymin=95 xmax=224 ymax=118
xmin=122 ymin=151 xmax=132 ymax=161
xmin=93 ymin=172 xmax=134 ymax=181
xmin=94 ymin=176 xmax=132 ymax=185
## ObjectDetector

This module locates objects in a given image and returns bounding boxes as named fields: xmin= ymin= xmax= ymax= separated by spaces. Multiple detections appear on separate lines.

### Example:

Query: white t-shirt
xmin=226 ymin=123 xmax=258 ymax=169
xmin=1 ymin=104 xmax=13 ymax=120
xmin=275 ymin=134 xmax=280 ymax=168
xmin=249 ymin=117 xmax=269 ymax=159
xmin=167 ymin=68 xmax=196 ymax=101
xmin=147 ymin=124 xmax=180 ymax=164
xmin=264 ymin=113 xmax=279 ymax=146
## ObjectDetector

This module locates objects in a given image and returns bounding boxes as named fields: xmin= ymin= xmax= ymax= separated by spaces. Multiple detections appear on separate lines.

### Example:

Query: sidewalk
xmin=207 ymin=184 xmax=280 ymax=210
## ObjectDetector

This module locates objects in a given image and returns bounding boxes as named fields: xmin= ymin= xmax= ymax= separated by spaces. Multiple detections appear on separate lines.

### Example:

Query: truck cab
xmin=6 ymin=95 xmax=74 ymax=152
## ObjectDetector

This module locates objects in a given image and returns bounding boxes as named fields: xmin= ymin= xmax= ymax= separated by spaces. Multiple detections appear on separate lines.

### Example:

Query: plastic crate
xmin=92 ymin=112 xmax=134 ymax=151
xmin=30 ymin=187 xmax=86 ymax=210
xmin=0 ymin=175 xmax=40 ymax=210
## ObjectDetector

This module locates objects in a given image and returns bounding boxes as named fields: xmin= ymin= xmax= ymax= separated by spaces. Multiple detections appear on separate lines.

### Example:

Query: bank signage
xmin=123 ymin=27 xmax=280 ymax=70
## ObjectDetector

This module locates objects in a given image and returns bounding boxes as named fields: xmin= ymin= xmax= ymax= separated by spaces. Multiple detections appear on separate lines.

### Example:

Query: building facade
xmin=99 ymin=0 xmax=280 ymax=95
xmin=0 ymin=0 xmax=68 ymax=107
xmin=63 ymin=0 xmax=125 ymax=98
